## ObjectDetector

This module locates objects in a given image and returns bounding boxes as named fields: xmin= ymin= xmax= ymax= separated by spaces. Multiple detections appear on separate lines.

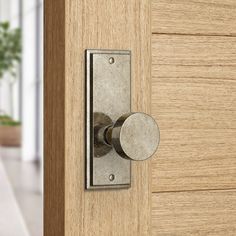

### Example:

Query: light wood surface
xmin=45 ymin=0 xmax=236 ymax=235
xmin=44 ymin=0 xmax=151 ymax=235
xmin=151 ymin=35 xmax=236 ymax=192
xmin=152 ymin=0 xmax=236 ymax=35
xmin=151 ymin=1 xmax=236 ymax=234
xmin=152 ymin=190 xmax=236 ymax=235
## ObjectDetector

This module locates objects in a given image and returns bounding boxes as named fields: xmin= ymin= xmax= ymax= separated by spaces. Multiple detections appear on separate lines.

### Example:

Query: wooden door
xmin=151 ymin=1 xmax=236 ymax=234
xmin=44 ymin=0 xmax=236 ymax=235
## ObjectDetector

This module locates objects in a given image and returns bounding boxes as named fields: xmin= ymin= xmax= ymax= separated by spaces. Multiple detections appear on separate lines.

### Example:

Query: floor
xmin=0 ymin=147 xmax=43 ymax=236
xmin=0 ymin=156 xmax=29 ymax=236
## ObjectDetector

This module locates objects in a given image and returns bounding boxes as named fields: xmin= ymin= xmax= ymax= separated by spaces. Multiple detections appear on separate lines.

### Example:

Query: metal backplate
xmin=86 ymin=49 xmax=131 ymax=189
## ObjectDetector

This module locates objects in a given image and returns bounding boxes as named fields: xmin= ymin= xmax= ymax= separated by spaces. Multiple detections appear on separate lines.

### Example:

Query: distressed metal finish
xmin=86 ymin=50 xmax=160 ymax=189
xmin=93 ymin=112 xmax=113 ymax=157
xmin=107 ymin=113 xmax=160 ymax=161
xmin=86 ymin=49 xmax=131 ymax=189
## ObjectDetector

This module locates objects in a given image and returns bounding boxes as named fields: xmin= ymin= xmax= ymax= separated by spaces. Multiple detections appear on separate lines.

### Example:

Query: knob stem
xmin=94 ymin=112 xmax=160 ymax=161
xmin=104 ymin=126 xmax=113 ymax=146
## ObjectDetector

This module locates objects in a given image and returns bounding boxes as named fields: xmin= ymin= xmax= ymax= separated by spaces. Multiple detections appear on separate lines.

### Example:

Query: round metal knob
xmin=105 ymin=113 xmax=160 ymax=161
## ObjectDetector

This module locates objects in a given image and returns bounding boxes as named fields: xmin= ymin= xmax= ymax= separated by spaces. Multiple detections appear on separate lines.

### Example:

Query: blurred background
xmin=0 ymin=0 xmax=43 ymax=235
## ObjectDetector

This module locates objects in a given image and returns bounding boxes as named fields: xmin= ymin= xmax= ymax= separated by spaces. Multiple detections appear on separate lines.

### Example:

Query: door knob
xmin=86 ymin=49 xmax=160 ymax=189
xmin=96 ymin=112 xmax=160 ymax=161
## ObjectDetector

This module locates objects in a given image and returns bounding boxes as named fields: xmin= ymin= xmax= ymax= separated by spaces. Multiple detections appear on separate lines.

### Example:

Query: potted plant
xmin=0 ymin=113 xmax=21 ymax=146
xmin=0 ymin=22 xmax=22 ymax=147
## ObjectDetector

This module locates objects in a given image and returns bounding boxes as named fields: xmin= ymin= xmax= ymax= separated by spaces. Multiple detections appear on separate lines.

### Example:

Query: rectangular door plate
xmin=85 ymin=49 xmax=131 ymax=190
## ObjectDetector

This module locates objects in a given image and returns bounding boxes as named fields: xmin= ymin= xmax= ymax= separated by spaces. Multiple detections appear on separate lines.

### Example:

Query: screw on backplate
xmin=109 ymin=174 xmax=115 ymax=181
xmin=109 ymin=57 xmax=115 ymax=64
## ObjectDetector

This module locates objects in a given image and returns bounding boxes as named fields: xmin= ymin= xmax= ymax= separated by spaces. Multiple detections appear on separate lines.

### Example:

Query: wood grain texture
xmin=151 ymin=35 xmax=236 ymax=192
xmin=44 ymin=0 xmax=151 ymax=235
xmin=44 ymin=0 xmax=65 ymax=235
xmin=152 ymin=0 xmax=236 ymax=35
xmin=152 ymin=190 xmax=236 ymax=235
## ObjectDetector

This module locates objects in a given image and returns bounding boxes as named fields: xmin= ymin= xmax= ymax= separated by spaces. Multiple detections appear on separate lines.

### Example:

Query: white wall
xmin=22 ymin=0 xmax=43 ymax=160
xmin=10 ymin=0 xmax=21 ymax=121
xmin=21 ymin=0 xmax=37 ymax=161
xmin=22 ymin=0 xmax=43 ymax=161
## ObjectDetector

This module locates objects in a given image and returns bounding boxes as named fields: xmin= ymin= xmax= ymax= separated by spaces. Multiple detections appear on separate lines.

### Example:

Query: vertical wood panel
xmin=44 ymin=0 xmax=151 ymax=235
xmin=44 ymin=0 xmax=65 ymax=235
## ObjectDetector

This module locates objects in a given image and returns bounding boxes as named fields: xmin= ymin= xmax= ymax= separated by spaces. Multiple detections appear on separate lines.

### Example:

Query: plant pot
xmin=0 ymin=126 xmax=21 ymax=147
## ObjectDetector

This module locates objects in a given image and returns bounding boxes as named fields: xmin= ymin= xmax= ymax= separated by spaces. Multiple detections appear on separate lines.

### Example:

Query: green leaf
xmin=0 ymin=115 xmax=21 ymax=126
xmin=0 ymin=21 xmax=22 ymax=79
xmin=1 ymin=22 xmax=10 ymax=30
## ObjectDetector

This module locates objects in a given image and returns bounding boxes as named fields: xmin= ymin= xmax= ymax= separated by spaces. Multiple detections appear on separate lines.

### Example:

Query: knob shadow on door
xmin=94 ymin=112 xmax=160 ymax=161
